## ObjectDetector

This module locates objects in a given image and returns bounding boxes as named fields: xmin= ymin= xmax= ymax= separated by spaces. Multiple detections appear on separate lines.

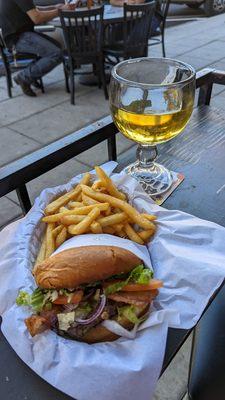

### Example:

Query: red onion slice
xmin=75 ymin=294 xmax=106 ymax=325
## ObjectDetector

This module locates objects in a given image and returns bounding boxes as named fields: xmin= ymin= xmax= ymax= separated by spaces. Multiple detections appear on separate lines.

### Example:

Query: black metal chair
xmin=0 ymin=32 xmax=45 ymax=98
xmin=149 ymin=0 xmax=170 ymax=58
xmin=104 ymin=2 xmax=155 ymax=64
xmin=60 ymin=6 xmax=108 ymax=105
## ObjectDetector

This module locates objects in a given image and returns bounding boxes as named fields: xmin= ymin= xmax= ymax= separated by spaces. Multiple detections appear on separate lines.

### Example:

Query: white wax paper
xmin=0 ymin=161 xmax=225 ymax=400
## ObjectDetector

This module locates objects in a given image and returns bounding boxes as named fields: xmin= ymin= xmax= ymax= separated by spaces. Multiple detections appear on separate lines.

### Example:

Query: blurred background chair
xmin=60 ymin=6 xmax=108 ymax=105
xmin=149 ymin=0 xmax=171 ymax=57
xmin=104 ymin=2 xmax=155 ymax=65
xmin=0 ymin=26 xmax=55 ymax=98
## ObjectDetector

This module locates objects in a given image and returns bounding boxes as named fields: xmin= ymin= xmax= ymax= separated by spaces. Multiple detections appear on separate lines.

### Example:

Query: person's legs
xmin=15 ymin=31 xmax=63 ymax=85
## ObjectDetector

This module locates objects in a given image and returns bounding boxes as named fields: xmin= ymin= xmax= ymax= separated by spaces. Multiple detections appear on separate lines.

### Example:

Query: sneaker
xmin=14 ymin=75 xmax=37 ymax=97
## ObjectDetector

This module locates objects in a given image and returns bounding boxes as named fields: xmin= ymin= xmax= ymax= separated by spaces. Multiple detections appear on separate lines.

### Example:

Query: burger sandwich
xmin=16 ymin=245 xmax=163 ymax=343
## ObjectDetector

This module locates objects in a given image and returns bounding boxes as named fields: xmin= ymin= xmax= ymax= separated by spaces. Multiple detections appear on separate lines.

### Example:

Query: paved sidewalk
xmin=1 ymin=12 xmax=225 ymax=399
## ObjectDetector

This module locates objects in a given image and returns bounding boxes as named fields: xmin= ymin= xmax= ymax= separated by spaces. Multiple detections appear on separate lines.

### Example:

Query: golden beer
xmin=112 ymin=103 xmax=193 ymax=145
xmin=109 ymin=57 xmax=195 ymax=195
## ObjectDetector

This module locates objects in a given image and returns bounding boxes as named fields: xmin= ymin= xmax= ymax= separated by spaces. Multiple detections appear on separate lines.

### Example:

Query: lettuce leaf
xmin=105 ymin=264 xmax=153 ymax=295
xmin=16 ymin=291 xmax=31 ymax=307
xmin=118 ymin=305 xmax=147 ymax=325
xmin=105 ymin=281 xmax=127 ymax=295
xmin=136 ymin=268 xmax=153 ymax=284
xmin=16 ymin=288 xmax=58 ymax=312
xmin=16 ymin=288 xmax=45 ymax=312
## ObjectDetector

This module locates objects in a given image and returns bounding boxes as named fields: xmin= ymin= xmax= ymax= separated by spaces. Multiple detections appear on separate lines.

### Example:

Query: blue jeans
xmin=15 ymin=31 xmax=63 ymax=84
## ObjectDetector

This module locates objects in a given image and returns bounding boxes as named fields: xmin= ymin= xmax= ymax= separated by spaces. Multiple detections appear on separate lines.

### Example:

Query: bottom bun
xmin=57 ymin=304 xmax=150 ymax=344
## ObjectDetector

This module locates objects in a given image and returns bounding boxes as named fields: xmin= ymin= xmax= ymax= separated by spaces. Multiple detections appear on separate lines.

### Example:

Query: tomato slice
xmin=103 ymin=279 xmax=163 ymax=292
xmin=123 ymin=280 xmax=163 ymax=291
xmin=108 ymin=290 xmax=158 ymax=305
xmin=53 ymin=290 xmax=83 ymax=305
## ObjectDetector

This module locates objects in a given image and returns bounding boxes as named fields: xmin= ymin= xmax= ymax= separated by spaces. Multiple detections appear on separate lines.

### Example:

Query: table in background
xmin=53 ymin=5 xmax=127 ymax=26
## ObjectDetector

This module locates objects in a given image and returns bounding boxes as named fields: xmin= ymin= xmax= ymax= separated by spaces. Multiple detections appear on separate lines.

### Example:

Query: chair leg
xmin=6 ymin=70 xmax=12 ymax=98
xmin=99 ymin=59 xmax=108 ymax=100
xmin=63 ymin=61 xmax=70 ymax=93
xmin=95 ymin=63 xmax=102 ymax=89
xmin=40 ymin=78 xmax=45 ymax=93
xmin=70 ymin=69 xmax=75 ymax=105
xmin=162 ymin=31 xmax=166 ymax=58
xmin=9 ymin=72 xmax=13 ymax=88
xmin=3 ymin=59 xmax=13 ymax=97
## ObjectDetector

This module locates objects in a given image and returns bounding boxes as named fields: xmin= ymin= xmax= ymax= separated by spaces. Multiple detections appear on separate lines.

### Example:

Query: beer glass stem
xmin=136 ymin=144 xmax=157 ymax=168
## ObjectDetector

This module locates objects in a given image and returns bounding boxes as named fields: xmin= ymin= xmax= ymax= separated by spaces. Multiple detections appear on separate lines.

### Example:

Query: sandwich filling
xmin=16 ymin=264 xmax=162 ymax=339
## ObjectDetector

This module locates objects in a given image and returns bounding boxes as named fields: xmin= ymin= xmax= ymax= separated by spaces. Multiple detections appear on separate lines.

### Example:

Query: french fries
xmin=56 ymin=227 xmax=67 ymax=248
xmin=45 ymin=223 xmax=55 ymax=258
xmin=81 ymin=185 xmax=155 ymax=231
xmin=45 ymin=186 xmax=81 ymax=215
xmin=142 ymin=213 xmax=157 ymax=222
xmin=95 ymin=166 xmax=126 ymax=200
xmin=60 ymin=215 xmax=86 ymax=225
xmin=35 ymin=232 xmax=46 ymax=266
xmin=68 ymin=207 xmax=100 ymax=235
xmin=80 ymin=172 xmax=91 ymax=186
xmin=103 ymin=226 xmax=116 ymax=235
xmin=68 ymin=201 xmax=84 ymax=209
xmin=98 ymin=212 xmax=127 ymax=228
xmin=138 ymin=230 xmax=154 ymax=241
xmin=42 ymin=203 xmax=109 ymax=223
xmin=124 ymin=223 xmax=144 ymax=245
xmin=52 ymin=225 xmax=64 ymax=237
xmin=36 ymin=166 xmax=157 ymax=263
xmin=82 ymin=194 xmax=100 ymax=206
xmin=90 ymin=221 xmax=103 ymax=234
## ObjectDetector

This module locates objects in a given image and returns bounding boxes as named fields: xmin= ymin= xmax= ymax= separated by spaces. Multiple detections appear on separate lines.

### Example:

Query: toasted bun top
xmin=34 ymin=245 xmax=141 ymax=289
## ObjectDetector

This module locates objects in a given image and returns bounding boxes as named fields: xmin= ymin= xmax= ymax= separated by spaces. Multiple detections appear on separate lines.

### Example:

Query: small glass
xmin=109 ymin=57 xmax=196 ymax=196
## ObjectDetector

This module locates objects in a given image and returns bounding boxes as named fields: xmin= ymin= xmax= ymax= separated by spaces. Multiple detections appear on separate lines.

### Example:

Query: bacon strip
xmin=25 ymin=315 xmax=50 ymax=337
xmin=25 ymin=307 xmax=61 ymax=337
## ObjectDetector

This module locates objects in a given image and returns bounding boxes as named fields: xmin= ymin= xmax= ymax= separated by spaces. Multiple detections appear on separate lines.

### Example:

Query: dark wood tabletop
xmin=1 ymin=102 xmax=225 ymax=398
xmin=118 ymin=104 xmax=225 ymax=372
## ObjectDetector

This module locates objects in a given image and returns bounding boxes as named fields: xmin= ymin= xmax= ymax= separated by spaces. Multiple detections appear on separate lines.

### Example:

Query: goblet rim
xmin=111 ymin=57 xmax=196 ymax=89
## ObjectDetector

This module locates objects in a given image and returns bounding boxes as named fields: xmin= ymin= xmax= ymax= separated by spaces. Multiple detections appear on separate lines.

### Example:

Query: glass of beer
xmin=109 ymin=58 xmax=196 ymax=196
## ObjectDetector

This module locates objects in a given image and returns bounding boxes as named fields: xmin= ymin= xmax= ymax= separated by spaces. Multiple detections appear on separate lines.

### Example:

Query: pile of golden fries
xmin=36 ymin=166 xmax=157 ymax=265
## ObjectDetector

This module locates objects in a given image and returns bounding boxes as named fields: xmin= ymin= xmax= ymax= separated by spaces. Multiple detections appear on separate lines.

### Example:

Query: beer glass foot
xmin=123 ymin=144 xmax=173 ymax=196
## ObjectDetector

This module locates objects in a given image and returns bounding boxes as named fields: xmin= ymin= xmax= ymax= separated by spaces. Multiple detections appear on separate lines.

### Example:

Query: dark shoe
xmin=32 ymin=80 xmax=42 ymax=90
xmin=14 ymin=75 xmax=37 ymax=97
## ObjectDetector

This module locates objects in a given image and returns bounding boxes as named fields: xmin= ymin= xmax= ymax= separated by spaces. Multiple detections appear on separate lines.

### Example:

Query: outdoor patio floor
xmin=1 ymin=11 xmax=225 ymax=400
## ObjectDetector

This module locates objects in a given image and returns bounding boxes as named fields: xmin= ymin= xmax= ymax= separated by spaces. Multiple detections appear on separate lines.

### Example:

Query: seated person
xmin=0 ymin=0 xmax=77 ymax=97
xmin=109 ymin=0 xmax=161 ymax=35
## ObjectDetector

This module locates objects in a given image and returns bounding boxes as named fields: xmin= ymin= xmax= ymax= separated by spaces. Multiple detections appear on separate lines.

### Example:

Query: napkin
xmin=0 ymin=161 xmax=225 ymax=400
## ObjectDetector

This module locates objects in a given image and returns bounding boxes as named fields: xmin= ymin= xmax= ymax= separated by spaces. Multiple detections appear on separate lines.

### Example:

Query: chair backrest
xmin=123 ymin=2 xmax=155 ymax=57
xmin=0 ymin=30 xmax=6 ymax=51
xmin=155 ymin=0 xmax=170 ymax=32
xmin=60 ymin=6 xmax=104 ymax=62
xmin=0 ymin=30 xmax=10 ymax=69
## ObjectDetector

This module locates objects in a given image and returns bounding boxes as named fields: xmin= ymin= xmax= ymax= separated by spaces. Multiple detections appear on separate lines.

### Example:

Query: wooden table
xmin=0 ymin=68 xmax=225 ymax=399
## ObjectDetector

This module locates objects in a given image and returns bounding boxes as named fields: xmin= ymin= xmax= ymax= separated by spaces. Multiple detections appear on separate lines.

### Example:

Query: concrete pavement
xmin=1 ymin=11 xmax=225 ymax=399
